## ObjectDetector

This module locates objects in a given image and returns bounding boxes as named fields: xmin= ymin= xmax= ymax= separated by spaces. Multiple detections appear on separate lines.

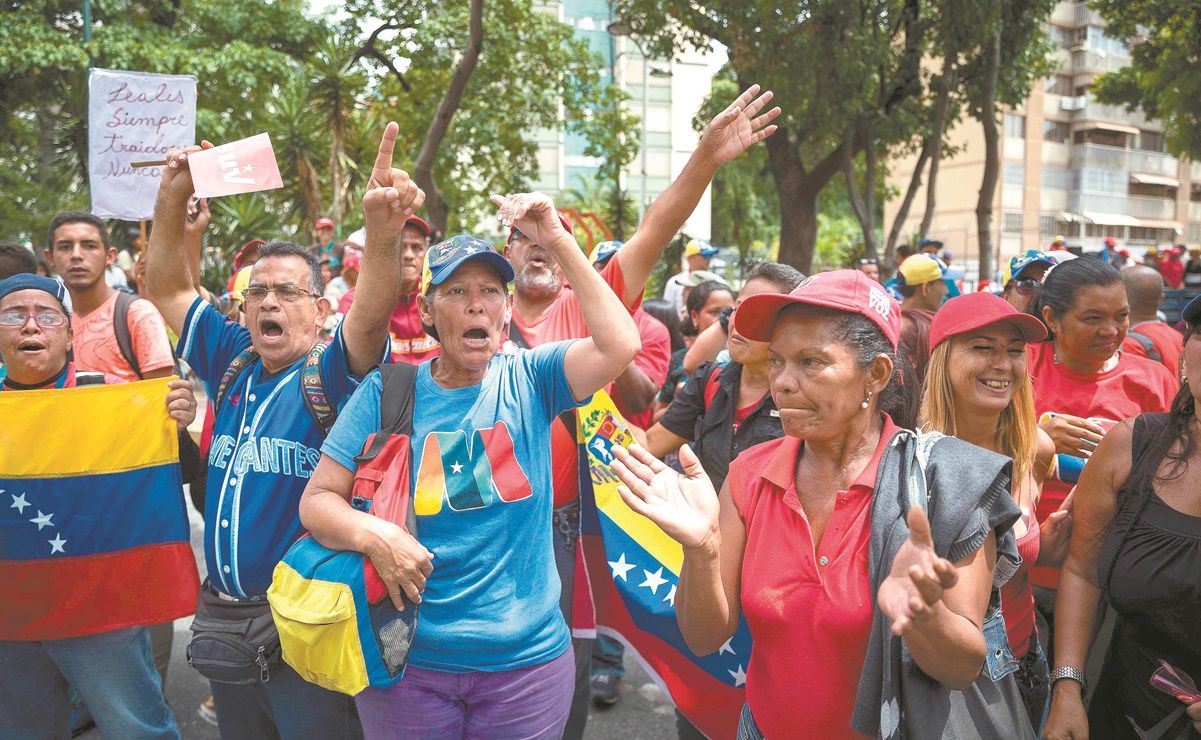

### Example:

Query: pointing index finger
xmin=373 ymin=122 xmax=400 ymax=180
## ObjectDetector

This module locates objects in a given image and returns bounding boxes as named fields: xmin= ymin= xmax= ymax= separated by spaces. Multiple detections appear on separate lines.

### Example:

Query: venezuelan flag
xmin=0 ymin=378 xmax=199 ymax=641
xmin=578 ymin=392 xmax=752 ymax=739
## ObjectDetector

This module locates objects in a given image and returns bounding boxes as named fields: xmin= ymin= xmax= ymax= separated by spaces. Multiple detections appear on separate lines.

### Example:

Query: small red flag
xmin=189 ymin=133 xmax=284 ymax=198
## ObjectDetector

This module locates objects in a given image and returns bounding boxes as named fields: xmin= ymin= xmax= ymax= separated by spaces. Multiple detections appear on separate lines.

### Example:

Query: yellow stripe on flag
xmin=0 ymin=377 xmax=179 ymax=478
xmin=579 ymin=392 xmax=684 ymax=574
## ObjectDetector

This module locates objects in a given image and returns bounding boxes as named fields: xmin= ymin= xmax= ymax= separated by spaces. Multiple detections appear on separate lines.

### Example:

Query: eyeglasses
xmin=1012 ymin=278 xmax=1041 ymax=296
xmin=241 ymin=284 xmax=320 ymax=304
xmin=0 ymin=310 xmax=68 ymax=327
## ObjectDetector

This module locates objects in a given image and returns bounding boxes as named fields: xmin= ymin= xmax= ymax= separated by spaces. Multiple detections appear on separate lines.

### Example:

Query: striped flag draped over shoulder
xmin=0 ymin=378 xmax=200 ymax=640
xmin=578 ymin=391 xmax=752 ymax=739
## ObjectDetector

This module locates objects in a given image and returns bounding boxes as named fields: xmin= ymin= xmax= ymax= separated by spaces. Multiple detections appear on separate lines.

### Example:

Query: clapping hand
xmin=695 ymin=84 xmax=782 ymax=167
xmin=610 ymin=444 xmax=719 ymax=552
xmin=878 ymin=506 xmax=958 ymax=636
xmin=362 ymin=122 xmax=425 ymax=236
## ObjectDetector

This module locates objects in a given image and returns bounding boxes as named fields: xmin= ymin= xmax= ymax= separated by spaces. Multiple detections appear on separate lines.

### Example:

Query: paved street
xmin=84 ymin=496 xmax=678 ymax=740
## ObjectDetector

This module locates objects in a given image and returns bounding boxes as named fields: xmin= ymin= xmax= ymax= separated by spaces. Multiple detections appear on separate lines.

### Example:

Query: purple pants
xmin=355 ymin=649 xmax=574 ymax=739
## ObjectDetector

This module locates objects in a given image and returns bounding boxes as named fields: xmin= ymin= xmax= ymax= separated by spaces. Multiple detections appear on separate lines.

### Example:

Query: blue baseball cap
xmin=0 ymin=273 xmax=70 ymax=314
xmin=591 ymin=240 xmax=623 ymax=265
xmin=1003 ymin=249 xmax=1054 ymax=286
xmin=423 ymin=234 xmax=514 ymax=290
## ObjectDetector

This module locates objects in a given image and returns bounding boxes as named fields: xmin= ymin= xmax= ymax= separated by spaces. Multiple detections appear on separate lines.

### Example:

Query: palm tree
xmin=263 ymin=78 xmax=324 ymax=239
xmin=308 ymin=39 xmax=367 ymax=231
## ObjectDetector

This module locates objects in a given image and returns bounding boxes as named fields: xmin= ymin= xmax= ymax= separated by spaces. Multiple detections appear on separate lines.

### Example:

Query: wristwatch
xmin=1050 ymin=666 xmax=1087 ymax=692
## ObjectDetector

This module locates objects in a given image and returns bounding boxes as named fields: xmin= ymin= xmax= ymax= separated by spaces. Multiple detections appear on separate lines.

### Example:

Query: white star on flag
xmin=639 ymin=567 xmax=668 ymax=595
xmin=450 ymin=462 xmax=464 ymax=474
xmin=719 ymin=638 xmax=736 ymax=656
xmin=728 ymin=664 xmax=747 ymax=687
xmin=30 ymin=510 xmax=55 ymax=531
xmin=9 ymin=492 xmax=30 ymax=514
xmin=662 ymin=584 xmax=677 ymax=607
xmin=608 ymin=553 xmax=635 ymax=582
xmin=48 ymin=534 xmax=67 ymax=554
xmin=243 ymin=164 xmax=255 ymax=173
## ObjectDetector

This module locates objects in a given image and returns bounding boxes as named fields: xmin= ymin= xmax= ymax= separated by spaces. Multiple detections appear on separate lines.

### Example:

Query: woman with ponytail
xmin=1043 ymin=295 xmax=1201 ymax=739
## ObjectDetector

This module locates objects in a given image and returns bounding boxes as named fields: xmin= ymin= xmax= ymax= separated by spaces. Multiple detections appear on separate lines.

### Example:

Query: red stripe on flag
xmin=0 ymin=542 xmax=199 ymax=640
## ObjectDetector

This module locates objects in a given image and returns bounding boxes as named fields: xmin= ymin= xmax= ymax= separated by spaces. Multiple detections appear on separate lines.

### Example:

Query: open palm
xmin=878 ymin=506 xmax=958 ymax=636
xmin=696 ymin=84 xmax=782 ymax=166
xmin=610 ymin=444 xmax=719 ymax=550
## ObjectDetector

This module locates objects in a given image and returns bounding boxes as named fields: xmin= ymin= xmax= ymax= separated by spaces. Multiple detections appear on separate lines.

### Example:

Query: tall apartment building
xmin=885 ymin=0 xmax=1201 ymax=281
xmin=533 ymin=0 xmax=717 ymax=240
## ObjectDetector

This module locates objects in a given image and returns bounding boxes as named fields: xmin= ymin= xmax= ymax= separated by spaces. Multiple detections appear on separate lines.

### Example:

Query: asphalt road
xmin=83 ymin=496 xmax=678 ymax=740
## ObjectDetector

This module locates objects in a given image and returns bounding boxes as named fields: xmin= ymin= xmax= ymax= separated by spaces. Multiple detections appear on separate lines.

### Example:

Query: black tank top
xmin=1090 ymin=413 xmax=1201 ymax=739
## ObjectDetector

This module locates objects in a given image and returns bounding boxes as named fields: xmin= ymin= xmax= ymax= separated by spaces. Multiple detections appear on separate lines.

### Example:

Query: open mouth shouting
xmin=257 ymin=317 xmax=286 ymax=343
xmin=16 ymin=338 xmax=48 ymax=356
xmin=462 ymin=326 xmax=491 ymax=349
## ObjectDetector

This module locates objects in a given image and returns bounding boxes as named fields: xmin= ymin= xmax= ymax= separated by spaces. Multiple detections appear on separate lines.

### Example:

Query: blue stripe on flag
xmin=1 ymin=463 xmax=187 ymax=560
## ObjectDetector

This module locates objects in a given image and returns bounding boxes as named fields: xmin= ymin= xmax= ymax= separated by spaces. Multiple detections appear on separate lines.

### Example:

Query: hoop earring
xmin=861 ymin=389 xmax=873 ymax=409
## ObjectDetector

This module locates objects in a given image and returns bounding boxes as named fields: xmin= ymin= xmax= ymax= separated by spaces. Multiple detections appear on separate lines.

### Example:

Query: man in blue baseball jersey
xmin=145 ymin=124 xmax=424 ymax=739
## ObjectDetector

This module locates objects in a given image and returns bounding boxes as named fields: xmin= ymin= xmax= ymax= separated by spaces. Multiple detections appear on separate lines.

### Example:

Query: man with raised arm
xmin=143 ymin=124 xmax=423 ymax=739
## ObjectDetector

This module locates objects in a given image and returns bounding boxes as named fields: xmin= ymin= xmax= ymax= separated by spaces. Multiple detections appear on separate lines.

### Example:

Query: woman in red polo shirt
xmin=920 ymin=292 xmax=1066 ymax=731
xmin=610 ymin=271 xmax=1026 ymax=738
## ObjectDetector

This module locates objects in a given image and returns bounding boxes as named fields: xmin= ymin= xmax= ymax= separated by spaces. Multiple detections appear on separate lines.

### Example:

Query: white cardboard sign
xmin=88 ymin=68 xmax=197 ymax=220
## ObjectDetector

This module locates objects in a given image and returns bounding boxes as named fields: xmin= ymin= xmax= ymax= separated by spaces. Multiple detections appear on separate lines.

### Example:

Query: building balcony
xmin=1070 ymin=99 xmax=1155 ymax=130
xmin=1127 ymin=195 xmax=1177 ymax=220
xmin=1070 ymin=143 xmax=1178 ymax=176
xmin=1070 ymin=49 xmax=1130 ymax=75
xmin=1190 ymin=202 xmax=1201 ymax=222
xmin=1074 ymin=2 xmax=1105 ymax=26
xmin=1069 ymin=191 xmax=1128 ymax=215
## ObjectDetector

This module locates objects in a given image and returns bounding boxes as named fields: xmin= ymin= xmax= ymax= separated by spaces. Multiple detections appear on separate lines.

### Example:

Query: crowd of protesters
xmin=2 ymin=80 xmax=1201 ymax=740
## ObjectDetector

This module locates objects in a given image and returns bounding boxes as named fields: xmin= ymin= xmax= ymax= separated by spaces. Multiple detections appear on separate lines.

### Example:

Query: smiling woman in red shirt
xmin=609 ymin=271 xmax=1026 ymax=738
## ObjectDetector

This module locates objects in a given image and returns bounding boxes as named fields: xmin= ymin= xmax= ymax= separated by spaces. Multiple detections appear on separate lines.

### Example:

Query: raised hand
xmin=610 ymin=444 xmax=719 ymax=551
xmin=877 ymin=506 xmax=958 ymax=636
xmin=362 ymin=122 xmax=426 ymax=236
xmin=1037 ymin=490 xmax=1074 ymax=568
xmin=696 ymin=84 xmax=781 ymax=167
xmin=184 ymin=197 xmax=211 ymax=238
xmin=159 ymin=141 xmax=214 ymax=206
xmin=489 ymin=192 xmax=569 ymax=249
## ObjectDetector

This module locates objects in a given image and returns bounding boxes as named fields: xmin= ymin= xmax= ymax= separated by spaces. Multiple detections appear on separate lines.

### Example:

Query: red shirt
xmin=727 ymin=415 xmax=898 ymax=739
xmin=614 ymin=309 xmax=671 ymax=431
xmin=339 ymin=288 xmax=441 ymax=365
xmin=1160 ymin=258 xmax=1185 ymax=289
xmin=514 ymin=259 xmax=637 ymax=508
xmin=1028 ymin=341 xmax=1175 ymax=588
xmin=1121 ymin=320 xmax=1183 ymax=382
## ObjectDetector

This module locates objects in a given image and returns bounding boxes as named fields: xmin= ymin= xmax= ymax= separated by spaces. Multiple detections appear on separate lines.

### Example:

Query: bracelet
xmin=1050 ymin=666 xmax=1087 ymax=693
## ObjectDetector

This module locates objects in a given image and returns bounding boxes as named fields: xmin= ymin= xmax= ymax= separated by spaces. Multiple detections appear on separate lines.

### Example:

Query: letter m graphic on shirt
xmin=413 ymin=422 xmax=533 ymax=515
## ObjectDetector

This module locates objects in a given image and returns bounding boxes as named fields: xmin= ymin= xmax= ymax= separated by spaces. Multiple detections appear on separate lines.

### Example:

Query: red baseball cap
xmin=508 ymin=211 xmax=574 ymax=241
xmin=404 ymin=215 xmax=431 ymax=237
xmin=928 ymin=292 xmax=1047 ymax=352
xmin=314 ymin=217 xmax=335 ymax=230
xmin=735 ymin=269 xmax=901 ymax=349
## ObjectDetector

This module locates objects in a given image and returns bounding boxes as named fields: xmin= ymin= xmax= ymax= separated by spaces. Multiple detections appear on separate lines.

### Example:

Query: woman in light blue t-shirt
xmin=299 ymin=194 xmax=640 ymax=739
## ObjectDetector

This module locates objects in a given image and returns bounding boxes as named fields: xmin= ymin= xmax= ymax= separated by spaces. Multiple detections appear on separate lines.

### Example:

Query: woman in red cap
xmin=920 ymin=292 xmax=1063 ymax=731
xmin=609 ymin=270 xmax=1029 ymax=739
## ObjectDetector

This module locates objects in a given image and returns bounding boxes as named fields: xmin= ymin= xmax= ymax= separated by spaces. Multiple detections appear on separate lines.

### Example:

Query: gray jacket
xmin=850 ymin=429 xmax=1029 ymax=739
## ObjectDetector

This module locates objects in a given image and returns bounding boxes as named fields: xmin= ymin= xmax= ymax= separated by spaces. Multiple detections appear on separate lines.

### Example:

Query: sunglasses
xmin=858 ymin=258 xmax=878 ymax=266
xmin=0 ymin=310 xmax=68 ymax=327
xmin=1012 ymin=278 xmax=1041 ymax=296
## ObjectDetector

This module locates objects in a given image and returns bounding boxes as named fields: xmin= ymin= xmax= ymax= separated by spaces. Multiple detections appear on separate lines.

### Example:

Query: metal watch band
xmin=1050 ymin=666 xmax=1087 ymax=692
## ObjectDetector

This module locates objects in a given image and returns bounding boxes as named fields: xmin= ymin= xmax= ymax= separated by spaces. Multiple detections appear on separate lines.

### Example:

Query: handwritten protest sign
xmin=188 ymin=133 xmax=284 ymax=199
xmin=88 ymin=68 xmax=197 ymax=220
